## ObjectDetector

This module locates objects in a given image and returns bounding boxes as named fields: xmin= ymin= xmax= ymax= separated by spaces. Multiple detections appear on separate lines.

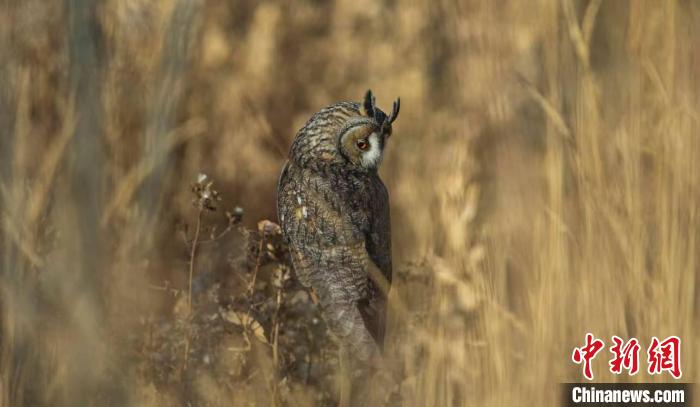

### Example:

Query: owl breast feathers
xmin=277 ymin=90 xmax=399 ymax=362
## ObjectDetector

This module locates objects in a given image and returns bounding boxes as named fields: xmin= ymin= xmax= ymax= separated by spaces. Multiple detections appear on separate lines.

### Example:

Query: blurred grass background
xmin=0 ymin=0 xmax=698 ymax=405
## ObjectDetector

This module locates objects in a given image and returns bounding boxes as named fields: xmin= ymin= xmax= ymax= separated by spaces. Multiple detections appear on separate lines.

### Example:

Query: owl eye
xmin=356 ymin=139 xmax=369 ymax=151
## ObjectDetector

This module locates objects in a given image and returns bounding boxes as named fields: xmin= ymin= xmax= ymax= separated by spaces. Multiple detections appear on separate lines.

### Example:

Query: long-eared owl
xmin=277 ymin=90 xmax=399 ymax=362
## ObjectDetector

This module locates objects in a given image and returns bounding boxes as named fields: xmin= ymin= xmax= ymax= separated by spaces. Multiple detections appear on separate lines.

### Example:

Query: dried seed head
xmin=192 ymin=172 xmax=221 ymax=211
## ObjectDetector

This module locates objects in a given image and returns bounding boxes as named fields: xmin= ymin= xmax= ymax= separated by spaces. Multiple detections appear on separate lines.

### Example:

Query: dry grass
xmin=0 ymin=0 xmax=698 ymax=406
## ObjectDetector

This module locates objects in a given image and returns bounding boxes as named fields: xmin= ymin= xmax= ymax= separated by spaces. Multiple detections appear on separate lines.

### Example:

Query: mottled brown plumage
xmin=277 ymin=90 xmax=399 ymax=362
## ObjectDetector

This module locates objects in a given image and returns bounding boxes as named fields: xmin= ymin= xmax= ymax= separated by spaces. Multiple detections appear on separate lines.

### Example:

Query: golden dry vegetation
xmin=0 ymin=0 xmax=698 ymax=406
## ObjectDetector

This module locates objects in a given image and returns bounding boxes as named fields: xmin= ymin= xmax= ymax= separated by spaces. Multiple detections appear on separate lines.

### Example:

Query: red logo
xmin=647 ymin=336 xmax=682 ymax=379
xmin=572 ymin=335 xmax=682 ymax=380
xmin=572 ymin=333 xmax=605 ymax=380
xmin=609 ymin=336 xmax=640 ymax=375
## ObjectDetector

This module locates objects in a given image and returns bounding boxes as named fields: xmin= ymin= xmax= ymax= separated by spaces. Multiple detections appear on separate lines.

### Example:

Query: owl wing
xmin=360 ymin=175 xmax=392 ymax=348
xmin=366 ymin=176 xmax=392 ymax=282
xmin=277 ymin=163 xmax=385 ymax=360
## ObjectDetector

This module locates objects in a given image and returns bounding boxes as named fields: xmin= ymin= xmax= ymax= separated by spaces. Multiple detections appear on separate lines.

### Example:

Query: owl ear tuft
xmin=361 ymin=89 xmax=376 ymax=117
xmin=379 ymin=97 xmax=400 ymax=134
xmin=388 ymin=97 xmax=400 ymax=125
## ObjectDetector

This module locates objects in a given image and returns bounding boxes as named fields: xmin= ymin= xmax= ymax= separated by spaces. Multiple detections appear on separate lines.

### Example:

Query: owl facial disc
xmin=360 ymin=133 xmax=383 ymax=169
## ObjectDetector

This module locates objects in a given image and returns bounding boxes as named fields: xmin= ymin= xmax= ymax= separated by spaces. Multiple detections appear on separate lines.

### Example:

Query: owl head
xmin=337 ymin=90 xmax=400 ymax=171
xmin=289 ymin=90 xmax=400 ymax=172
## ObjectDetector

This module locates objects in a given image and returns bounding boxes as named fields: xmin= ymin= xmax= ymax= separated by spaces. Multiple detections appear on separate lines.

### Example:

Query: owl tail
xmin=316 ymin=285 xmax=380 ymax=363
xmin=359 ymin=296 xmax=387 ymax=349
